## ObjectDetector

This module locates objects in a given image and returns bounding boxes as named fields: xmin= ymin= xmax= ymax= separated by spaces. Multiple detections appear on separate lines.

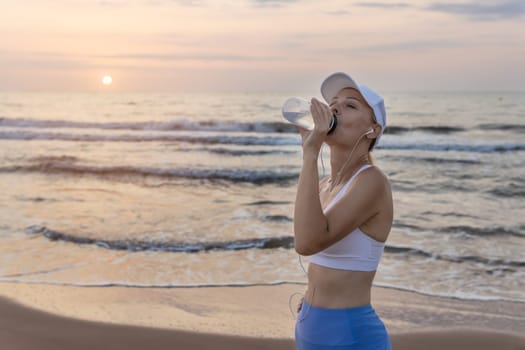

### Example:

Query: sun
xmin=102 ymin=75 xmax=113 ymax=86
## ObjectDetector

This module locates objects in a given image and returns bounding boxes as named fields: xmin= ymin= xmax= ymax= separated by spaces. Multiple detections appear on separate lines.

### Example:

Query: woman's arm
xmin=294 ymin=166 xmax=384 ymax=255
xmin=293 ymin=98 xmax=332 ymax=255
xmin=293 ymin=151 xmax=327 ymax=255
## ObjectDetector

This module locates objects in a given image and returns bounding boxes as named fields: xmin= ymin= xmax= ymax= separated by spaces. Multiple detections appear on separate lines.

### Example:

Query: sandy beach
xmin=2 ymin=0 xmax=525 ymax=347
xmin=1 ymin=282 xmax=524 ymax=349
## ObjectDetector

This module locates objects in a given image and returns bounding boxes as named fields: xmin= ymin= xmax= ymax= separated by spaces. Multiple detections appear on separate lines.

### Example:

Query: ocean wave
xmin=478 ymin=123 xmax=525 ymax=132
xmin=24 ymin=226 xmax=525 ymax=268
xmin=263 ymin=215 xmax=293 ymax=222
xmin=394 ymin=221 xmax=524 ymax=238
xmin=245 ymin=200 xmax=292 ymax=206
xmin=386 ymin=119 xmax=523 ymax=135
xmin=0 ymin=117 xmax=297 ymax=134
xmin=437 ymin=225 xmax=525 ymax=238
xmin=385 ymin=245 xmax=525 ymax=268
xmin=381 ymin=143 xmax=525 ymax=153
xmin=420 ymin=211 xmax=481 ymax=219
xmin=391 ymin=181 xmax=475 ymax=194
xmin=0 ymin=130 xmax=297 ymax=146
xmin=386 ymin=155 xmax=482 ymax=164
xmin=25 ymin=225 xmax=294 ymax=252
xmin=193 ymin=147 xmax=296 ymax=156
xmin=487 ymin=183 xmax=525 ymax=198
xmin=411 ymin=126 xmax=465 ymax=134
xmin=4 ymin=116 xmax=521 ymax=135
xmin=396 ymin=179 xmax=524 ymax=199
xmin=2 ymin=129 xmax=524 ymax=154
xmin=0 ymin=162 xmax=298 ymax=184
xmin=30 ymin=155 xmax=79 ymax=163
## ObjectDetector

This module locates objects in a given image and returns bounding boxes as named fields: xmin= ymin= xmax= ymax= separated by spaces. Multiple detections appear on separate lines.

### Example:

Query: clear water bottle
xmin=281 ymin=97 xmax=337 ymax=134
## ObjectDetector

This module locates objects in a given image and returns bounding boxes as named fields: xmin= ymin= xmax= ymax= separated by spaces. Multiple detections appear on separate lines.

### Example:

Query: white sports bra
xmin=309 ymin=164 xmax=386 ymax=271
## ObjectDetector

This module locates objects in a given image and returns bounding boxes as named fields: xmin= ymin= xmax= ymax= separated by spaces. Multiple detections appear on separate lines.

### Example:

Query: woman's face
xmin=327 ymin=88 xmax=376 ymax=148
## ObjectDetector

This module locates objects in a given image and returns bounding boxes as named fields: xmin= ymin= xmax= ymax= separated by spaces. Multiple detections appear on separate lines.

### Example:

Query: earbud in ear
xmin=365 ymin=128 xmax=374 ymax=135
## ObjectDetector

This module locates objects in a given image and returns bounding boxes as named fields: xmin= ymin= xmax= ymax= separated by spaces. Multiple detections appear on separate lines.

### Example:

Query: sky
xmin=1 ymin=0 xmax=524 ymax=92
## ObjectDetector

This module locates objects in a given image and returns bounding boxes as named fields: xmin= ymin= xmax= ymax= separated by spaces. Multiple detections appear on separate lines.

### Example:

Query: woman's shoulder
xmin=365 ymin=164 xmax=388 ymax=179
xmin=359 ymin=164 xmax=391 ymax=191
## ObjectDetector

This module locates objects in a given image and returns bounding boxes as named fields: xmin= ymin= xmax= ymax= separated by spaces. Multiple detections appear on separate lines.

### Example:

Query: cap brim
xmin=320 ymin=72 xmax=360 ymax=103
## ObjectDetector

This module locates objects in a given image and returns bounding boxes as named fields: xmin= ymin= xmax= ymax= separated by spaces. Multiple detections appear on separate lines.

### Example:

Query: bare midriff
xmin=305 ymin=262 xmax=376 ymax=309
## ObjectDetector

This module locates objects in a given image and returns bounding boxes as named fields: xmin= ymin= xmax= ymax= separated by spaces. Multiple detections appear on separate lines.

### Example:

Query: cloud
xmin=1 ymin=50 xmax=284 ymax=65
xmin=99 ymin=52 xmax=284 ymax=62
xmin=150 ymin=0 xmax=205 ymax=5
xmin=322 ymin=10 xmax=351 ymax=16
xmin=252 ymin=0 xmax=299 ymax=7
xmin=427 ymin=0 xmax=525 ymax=20
xmin=367 ymin=39 xmax=463 ymax=51
xmin=96 ymin=0 xmax=129 ymax=6
xmin=96 ymin=0 xmax=205 ymax=6
xmin=354 ymin=2 xmax=412 ymax=9
xmin=323 ymin=39 xmax=464 ymax=56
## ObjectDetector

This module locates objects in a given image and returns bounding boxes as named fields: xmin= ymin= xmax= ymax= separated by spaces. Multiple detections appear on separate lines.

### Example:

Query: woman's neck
xmin=329 ymin=146 xmax=370 ymax=191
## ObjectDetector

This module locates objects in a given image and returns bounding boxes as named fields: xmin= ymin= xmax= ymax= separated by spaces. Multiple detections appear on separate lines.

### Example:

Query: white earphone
xmin=365 ymin=128 xmax=374 ymax=135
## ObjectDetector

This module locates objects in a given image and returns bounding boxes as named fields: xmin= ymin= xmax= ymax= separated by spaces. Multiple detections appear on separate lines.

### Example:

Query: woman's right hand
xmin=297 ymin=98 xmax=333 ymax=156
xmin=297 ymin=296 xmax=304 ymax=313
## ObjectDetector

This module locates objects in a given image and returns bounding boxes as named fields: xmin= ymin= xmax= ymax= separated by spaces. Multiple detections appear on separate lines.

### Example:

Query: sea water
xmin=0 ymin=91 xmax=523 ymax=301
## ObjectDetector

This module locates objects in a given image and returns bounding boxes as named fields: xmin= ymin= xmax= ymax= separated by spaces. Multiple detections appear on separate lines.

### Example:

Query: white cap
xmin=320 ymin=72 xmax=386 ymax=147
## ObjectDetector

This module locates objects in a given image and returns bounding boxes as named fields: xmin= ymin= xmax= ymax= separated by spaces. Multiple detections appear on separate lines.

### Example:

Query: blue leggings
xmin=295 ymin=301 xmax=391 ymax=350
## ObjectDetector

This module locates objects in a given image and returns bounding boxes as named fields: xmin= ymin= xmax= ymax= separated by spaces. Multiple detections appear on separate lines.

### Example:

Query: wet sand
xmin=0 ymin=282 xmax=524 ymax=349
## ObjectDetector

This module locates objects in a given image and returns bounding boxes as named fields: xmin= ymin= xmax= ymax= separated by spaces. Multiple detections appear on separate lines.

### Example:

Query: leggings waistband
xmin=301 ymin=301 xmax=375 ymax=315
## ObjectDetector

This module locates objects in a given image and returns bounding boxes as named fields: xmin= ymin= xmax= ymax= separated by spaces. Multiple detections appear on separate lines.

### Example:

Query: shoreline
xmin=0 ymin=282 xmax=524 ymax=349
xmin=2 ymin=279 xmax=523 ymax=304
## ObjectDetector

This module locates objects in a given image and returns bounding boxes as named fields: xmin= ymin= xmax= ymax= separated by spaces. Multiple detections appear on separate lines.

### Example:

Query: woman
xmin=294 ymin=72 xmax=393 ymax=350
